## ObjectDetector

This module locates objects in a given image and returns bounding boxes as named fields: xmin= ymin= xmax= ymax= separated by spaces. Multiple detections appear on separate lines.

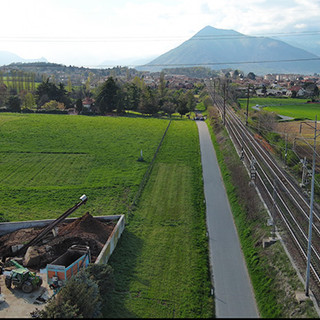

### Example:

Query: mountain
xmin=139 ymin=26 xmax=320 ymax=75
xmin=272 ymin=34 xmax=320 ymax=58
xmin=0 ymin=51 xmax=48 ymax=66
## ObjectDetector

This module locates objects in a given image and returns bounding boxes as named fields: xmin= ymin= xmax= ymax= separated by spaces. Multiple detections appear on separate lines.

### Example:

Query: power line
xmin=143 ymin=57 xmax=320 ymax=68
xmin=4 ymin=57 xmax=320 ymax=69
xmin=0 ymin=30 xmax=320 ymax=43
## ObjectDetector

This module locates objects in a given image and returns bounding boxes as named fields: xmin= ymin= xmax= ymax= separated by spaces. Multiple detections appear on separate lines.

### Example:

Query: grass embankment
xmin=0 ymin=113 xmax=169 ymax=221
xmin=206 ymin=106 xmax=318 ymax=318
xmin=105 ymin=120 xmax=214 ymax=318
xmin=238 ymin=97 xmax=319 ymax=120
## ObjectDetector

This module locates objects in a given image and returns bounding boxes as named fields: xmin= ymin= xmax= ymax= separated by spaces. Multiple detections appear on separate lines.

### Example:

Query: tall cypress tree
xmin=95 ymin=77 xmax=120 ymax=114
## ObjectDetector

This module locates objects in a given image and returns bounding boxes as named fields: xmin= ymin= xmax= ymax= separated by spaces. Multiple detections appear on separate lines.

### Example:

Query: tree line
xmin=92 ymin=75 xmax=197 ymax=117
xmin=1 ymin=73 xmax=200 ymax=117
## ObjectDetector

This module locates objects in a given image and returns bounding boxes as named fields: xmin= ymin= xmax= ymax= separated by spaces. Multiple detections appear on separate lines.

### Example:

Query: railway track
xmin=205 ymin=80 xmax=320 ymax=299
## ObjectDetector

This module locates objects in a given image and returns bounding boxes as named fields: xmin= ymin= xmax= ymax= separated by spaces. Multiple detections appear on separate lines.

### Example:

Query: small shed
xmin=46 ymin=245 xmax=90 ymax=285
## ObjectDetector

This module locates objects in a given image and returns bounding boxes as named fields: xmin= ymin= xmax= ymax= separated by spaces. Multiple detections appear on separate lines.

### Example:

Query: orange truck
xmin=46 ymin=245 xmax=90 ymax=286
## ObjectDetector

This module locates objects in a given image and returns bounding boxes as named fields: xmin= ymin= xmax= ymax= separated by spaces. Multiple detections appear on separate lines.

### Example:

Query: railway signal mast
xmin=300 ymin=116 xmax=320 ymax=296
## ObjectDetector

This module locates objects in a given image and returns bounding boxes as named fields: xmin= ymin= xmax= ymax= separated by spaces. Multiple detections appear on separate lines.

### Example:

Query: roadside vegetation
xmin=206 ymin=105 xmax=318 ymax=317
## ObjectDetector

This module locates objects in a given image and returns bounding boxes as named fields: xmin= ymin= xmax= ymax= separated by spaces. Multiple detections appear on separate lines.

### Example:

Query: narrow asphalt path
xmin=197 ymin=121 xmax=259 ymax=318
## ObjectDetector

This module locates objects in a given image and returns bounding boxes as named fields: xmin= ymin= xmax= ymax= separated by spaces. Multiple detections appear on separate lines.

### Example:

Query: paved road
xmin=197 ymin=121 xmax=259 ymax=318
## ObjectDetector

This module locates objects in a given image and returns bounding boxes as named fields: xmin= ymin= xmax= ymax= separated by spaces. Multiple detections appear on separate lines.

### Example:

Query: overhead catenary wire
xmin=1 ymin=29 xmax=320 ymax=42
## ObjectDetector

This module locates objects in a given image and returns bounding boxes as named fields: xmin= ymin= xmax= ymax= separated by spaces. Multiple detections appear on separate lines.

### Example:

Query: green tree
xmin=18 ymin=71 xmax=24 ymax=92
xmin=247 ymin=72 xmax=256 ymax=80
xmin=85 ymin=72 xmax=94 ymax=92
xmin=186 ymin=90 xmax=196 ymax=113
xmin=42 ymin=100 xmax=65 ymax=111
xmin=37 ymin=264 xmax=114 ymax=318
xmin=38 ymin=275 xmax=101 ymax=318
xmin=67 ymin=76 xmax=72 ymax=93
xmin=132 ymin=76 xmax=146 ymax=91
xmin=82 ymin=263 xmax=115 ymax=296
xmin=158 ymin=71 xmax=167 ymax=107
xmin=29 ymin=73 xmax=36 ymax=91
xmin=7 ymin=95 xmax=21 ymax=112
xmin=176 ymin=92 xmax=190 ymax=118
xmin=261 ymin=85 xmax=267 ymax=96
xmin=138 ymin=86 xmax=159 ymax=115
xmin=36 ymin=79 xmax=71 ymax=108
xmin=124 ymin=83 xmax=141 ymax=111
xmin=75 ymin=98 xmax=83 ymax=113
xmin=23 ymin=92 xmax=36 ymax=109
xmin=0 ymin=83 xmax=8 ymax=107
xmin=202 ymin=95 xmax=212 ymax=109
xmin=161 ymin=101 xmax=176 ymax=117
xmin=37 ymin=297 xmax=80 ymax=318
xmin=95 ymin=77 xmax=121 ymax=114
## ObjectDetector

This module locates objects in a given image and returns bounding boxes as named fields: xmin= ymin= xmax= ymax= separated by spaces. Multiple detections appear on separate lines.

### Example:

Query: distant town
xmin=0 ymin=62 xmax=319 ymax=116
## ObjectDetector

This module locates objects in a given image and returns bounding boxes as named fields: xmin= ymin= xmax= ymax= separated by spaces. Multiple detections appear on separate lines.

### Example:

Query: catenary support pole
xmin=305 ymin=115 xmax=317 ymax=296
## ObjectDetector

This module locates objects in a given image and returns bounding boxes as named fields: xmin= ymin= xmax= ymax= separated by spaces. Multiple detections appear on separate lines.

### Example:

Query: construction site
xmin=0 ymin=195 xmax=125 ymax=318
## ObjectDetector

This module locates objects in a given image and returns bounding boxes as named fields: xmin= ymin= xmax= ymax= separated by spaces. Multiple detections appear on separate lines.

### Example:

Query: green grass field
xmin=0 ymin=113 xmax=213 ymax=318
xmin=238 ymin=97 xmax=320 ymax=120
xmin=105 ymin=120 xmax=213 ymax=318
xmin=0 ymin=113 xmax=169 ymax=221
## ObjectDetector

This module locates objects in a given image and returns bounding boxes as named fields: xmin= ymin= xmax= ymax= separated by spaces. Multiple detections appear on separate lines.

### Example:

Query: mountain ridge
xmin=0 ymin=51 xmax=48 ymax=66
xmin=139 ymin=26 xmax=320 ymax=75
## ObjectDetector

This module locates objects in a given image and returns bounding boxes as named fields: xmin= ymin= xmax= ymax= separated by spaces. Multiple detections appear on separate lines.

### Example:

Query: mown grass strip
xmin=105 ymin=120 xmax=214 ymax=318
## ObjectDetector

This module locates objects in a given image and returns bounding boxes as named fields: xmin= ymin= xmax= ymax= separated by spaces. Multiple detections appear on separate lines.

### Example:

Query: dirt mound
xmin=0 ymin=213 xmax=116 ymax=267
xmin=58 ymin=212 xmax=114 ymax=244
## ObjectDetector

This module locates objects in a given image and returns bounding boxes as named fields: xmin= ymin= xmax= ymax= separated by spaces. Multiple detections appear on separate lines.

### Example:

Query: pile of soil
xmin=58 ymin=212 xmax=113 ymax=244
xmin=0 ymin=212 xmax=116 ymax=268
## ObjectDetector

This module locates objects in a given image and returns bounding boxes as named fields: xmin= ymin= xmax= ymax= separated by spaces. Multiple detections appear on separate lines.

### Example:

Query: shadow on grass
xmin=101 ymin=229 xmax=144 ymax=318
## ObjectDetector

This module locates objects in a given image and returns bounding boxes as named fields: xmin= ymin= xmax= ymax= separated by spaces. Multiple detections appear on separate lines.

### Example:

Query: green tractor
xmin=4 ymin=259 xmax=42 ymax=293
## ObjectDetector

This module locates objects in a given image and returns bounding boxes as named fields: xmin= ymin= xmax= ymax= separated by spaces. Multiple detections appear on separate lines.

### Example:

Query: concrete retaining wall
xmin=0 ymin=215 xmax=125 ymax=265
xmin=95 ymin=214 xmax=125 ymax=264
xmin=0 ymin=215 xmax=122 ymax=236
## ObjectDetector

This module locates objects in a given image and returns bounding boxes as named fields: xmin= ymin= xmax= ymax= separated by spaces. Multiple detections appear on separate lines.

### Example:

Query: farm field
xmin=238 ymin=97 xmax=320 ymax=120
xmin=106 ymin=120 xmax=213 ymax=318
xmin=0 ymin=113 xmax=170 ymax=222
xmin=0 ymin=113 xmax=213 ymax=318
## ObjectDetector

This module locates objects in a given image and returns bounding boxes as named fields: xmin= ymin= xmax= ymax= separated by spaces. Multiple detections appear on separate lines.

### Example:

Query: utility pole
xmin=249 ymin=156 xmax=256 ymax=184
xmin=240 ymin=146 xmax=244 ymax=161
xmin=223 ymin=82 xmax=226 ymax=125
xmin=212 ymin=78 xmax=216 ymax=105
xmin=300 ymin=157 xmax=308 ymax=188
xmin=246 ymin=84 xmax=250 ymax=126
xmin=284 ymin=133 xmax=288 ymax=166
xmin=272 ymin=178 xmax=277 ymax=239
xmin=301 ymin=115 xmax=319 ymax=296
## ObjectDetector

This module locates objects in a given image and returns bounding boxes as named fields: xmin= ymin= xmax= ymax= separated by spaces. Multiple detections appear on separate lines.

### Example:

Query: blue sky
xmin=0 ymin=0 xmax=320 ymax=66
